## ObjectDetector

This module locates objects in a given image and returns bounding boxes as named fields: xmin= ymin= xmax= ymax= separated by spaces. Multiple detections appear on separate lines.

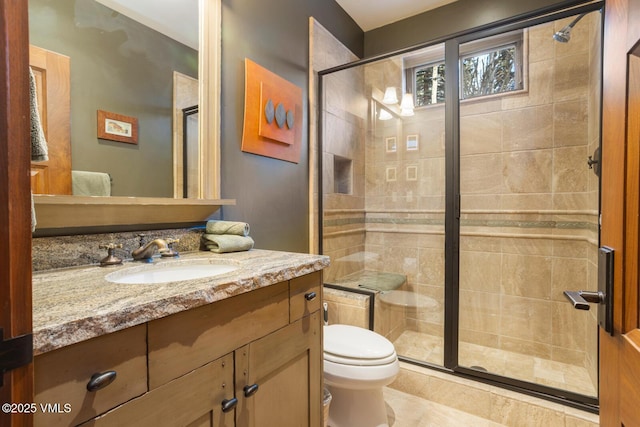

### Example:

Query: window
xmin=405 ymin=30 xmax=525 ymax=107
xmin=460 ymin=43 xmax=519 ymax=99
xmin=415 ymin=62 xmax=445 ymax=107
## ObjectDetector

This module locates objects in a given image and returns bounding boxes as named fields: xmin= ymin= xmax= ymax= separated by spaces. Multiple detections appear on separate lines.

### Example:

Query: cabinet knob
xmin=243 ymin=383 xmax=259 ymax=397
xmin=304 ymin=292 xmax=317 ymax=301
xmin=221 ymin=397 xmax=238 ymax=413
xmin=86 ymin=371 xmax=117 ymax=392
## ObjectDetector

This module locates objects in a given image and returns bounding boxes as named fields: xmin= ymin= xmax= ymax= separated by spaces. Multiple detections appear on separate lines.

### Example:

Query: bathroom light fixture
xmin=378 ymin=108 xmax=393 ymax=121
xmin=382 ymin=87 xmax=399 ymax=104
xmin=400 ymin=93 xmax=415 ymax=116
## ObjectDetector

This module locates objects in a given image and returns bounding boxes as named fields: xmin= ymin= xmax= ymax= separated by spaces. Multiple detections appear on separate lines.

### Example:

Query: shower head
xmin=553 ymin=13 xmax=586 ymax=43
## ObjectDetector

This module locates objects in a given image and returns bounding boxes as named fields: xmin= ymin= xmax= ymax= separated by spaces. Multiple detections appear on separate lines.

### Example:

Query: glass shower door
xmin=320 ymin=42 xmax=447 ymax=367
xmin=456 ymin=11 xmax=601 ymax=398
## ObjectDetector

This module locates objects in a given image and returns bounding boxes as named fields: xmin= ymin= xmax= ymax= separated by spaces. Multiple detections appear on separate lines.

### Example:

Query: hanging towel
xmin=205 ymin=220 xmax=250 ymax=236
xmin=29 ymin=67 xmax=48 ymax=162
xmin=202 ymin=234 xmax=254 ymax=253
xmin=72 ymin=170 xmax=112 ymax=196
xmin=30 ymin=67 xmax=49 ymax=232
xmin=31 ymin=193 xmax=37 ymax=233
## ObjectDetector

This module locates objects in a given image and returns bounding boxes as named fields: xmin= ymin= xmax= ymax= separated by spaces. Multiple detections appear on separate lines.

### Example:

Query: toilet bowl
xmin=323 ymin=324 xmax=399 ymax=427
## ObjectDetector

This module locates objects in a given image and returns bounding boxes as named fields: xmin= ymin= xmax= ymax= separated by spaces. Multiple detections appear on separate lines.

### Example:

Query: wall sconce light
xmin=378 ymin=108 xmax=393 ymax=121
xmin=382 ymin=87 xmax=399 ymax=104
xmin=400 ymin=93 xmax=415 ymax=117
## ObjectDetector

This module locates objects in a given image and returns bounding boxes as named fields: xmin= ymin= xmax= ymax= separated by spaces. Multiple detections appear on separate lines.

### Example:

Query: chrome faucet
xmin=132 ymin=235 xmax=175 ymax=260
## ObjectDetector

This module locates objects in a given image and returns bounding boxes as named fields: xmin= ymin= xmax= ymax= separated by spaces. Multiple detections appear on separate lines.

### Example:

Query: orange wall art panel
xmin=241 ymin=58 xmax=302 ymax=163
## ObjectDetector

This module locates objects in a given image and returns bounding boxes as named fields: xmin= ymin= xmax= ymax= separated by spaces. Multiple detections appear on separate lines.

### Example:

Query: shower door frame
xmin=317 ymin=0 xmax=603 ymax=413
xmin=443 ymin=1 xmax=603 ymax=411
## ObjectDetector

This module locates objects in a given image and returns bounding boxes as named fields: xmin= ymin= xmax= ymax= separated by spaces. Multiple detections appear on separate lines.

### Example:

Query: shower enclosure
xmin=318 ymin=2 xmax=602 ymax=409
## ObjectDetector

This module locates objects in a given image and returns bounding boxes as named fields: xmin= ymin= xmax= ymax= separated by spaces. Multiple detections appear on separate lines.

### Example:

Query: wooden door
xmin=600 ymin=0 xmax=640 ymax=425
xmin=29 ymin=45 xmax=72 ymax=195
xmin=0 ymin=1 xmax=34 ymax=427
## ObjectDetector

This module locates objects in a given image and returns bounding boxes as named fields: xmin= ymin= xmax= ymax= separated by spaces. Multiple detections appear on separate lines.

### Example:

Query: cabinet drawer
xmin=82 ymin=353 xmax=234 ymax=427
xmin=148 ymin=281 xmax=289 ymax=389
xmin=34 ymin=325 xmax=147 ymax=427
xmin=289 ymin=271 xmax=322 ymax=321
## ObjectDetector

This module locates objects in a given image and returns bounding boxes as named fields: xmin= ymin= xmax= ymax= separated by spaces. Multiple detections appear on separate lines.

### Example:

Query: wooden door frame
xmin=600 ymin=0 xmax=640 ymax=425
xmin=0 ymin=1 xmax=34 ymax=426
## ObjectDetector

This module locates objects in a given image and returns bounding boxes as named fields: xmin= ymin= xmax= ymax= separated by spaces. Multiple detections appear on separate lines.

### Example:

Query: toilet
xmin=323 ymin=324 xmax=399 ymax=427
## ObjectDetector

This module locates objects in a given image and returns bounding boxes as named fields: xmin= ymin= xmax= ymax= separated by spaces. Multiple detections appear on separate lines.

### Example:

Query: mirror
xmin=28 ymin=0 xmax=219 ymax=199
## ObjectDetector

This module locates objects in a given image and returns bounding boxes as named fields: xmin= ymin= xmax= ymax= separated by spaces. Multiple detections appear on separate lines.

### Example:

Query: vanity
xmin=32 ymin=250 xmax=329 ymax=426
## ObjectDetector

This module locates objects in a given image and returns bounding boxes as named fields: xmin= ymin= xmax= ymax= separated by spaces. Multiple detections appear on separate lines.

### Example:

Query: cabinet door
xmin=235 ymin=312 xmax=322 ymax=427
xmin=83 ymin=353 xmax=235 ymax=427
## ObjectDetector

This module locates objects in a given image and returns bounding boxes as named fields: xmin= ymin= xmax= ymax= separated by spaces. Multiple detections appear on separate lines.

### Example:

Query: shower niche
xmin=333 ymin=155 xmax=352 ymax=195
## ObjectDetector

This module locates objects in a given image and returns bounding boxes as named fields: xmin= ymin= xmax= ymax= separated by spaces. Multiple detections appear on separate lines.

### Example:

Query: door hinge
xmin=0 ymin=328 xmax=33 ymax=387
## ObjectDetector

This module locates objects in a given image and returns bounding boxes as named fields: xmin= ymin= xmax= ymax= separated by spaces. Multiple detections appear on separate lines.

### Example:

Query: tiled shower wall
xmin=320 ymin=12 xmax=601 ymax=390
xmin=362 ymin=14 xmax=600 ymax=386
xmin=312 ymin=19 xmax=368 ymax=283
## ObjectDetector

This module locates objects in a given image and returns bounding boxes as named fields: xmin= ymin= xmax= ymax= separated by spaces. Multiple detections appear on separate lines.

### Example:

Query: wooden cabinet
xmin=34 ymin=271 xmax=323 ymax=427
xmin=147 ymin=280 xmax=290 ymax=389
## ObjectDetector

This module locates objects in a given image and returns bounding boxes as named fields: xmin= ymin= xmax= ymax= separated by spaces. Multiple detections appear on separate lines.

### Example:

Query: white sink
xmin=105 ymin=261 xmax=239 ymax=284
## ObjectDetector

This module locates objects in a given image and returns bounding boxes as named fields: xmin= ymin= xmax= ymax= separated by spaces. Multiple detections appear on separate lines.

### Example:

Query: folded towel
xmin=356 ymin=271 xmax=407 ymax=292
xmin=206 ymin=220 xmax=250 ymax=236
xmin=29 ymin=67 xmax=48 ymax=162
xmin=72 ymin=170 xmax=111 ymax=196
xmin=202 ymin=234 xmax=254 ymax=253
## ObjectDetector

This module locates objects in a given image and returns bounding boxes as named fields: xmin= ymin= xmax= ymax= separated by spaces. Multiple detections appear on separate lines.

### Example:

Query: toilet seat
xmin=324 ymin=350 xmax=398 ymax=366
xmin=324 ymin=324 xmax=396 ymax=366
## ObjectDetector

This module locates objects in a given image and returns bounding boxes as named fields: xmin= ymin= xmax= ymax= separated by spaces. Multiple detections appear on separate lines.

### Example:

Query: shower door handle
xmin=563 ymin=246 xmax=614 ymax=335
xmin=563 ymin=290 xmax=604 ymax=310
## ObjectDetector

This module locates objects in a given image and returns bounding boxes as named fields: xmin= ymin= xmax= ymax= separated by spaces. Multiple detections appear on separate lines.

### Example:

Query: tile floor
xmin=381 ymin=363 xmax=599 ymax=427
xmin=384 ymin=387 xmax=505 ymax=427
xmin=325 ymin=365 xmax=599 ymax=427
xmin=393 ymin=330 xmax=597 ymax=397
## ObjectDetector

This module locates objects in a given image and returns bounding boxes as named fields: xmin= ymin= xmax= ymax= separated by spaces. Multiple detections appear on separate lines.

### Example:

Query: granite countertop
xmin=32 ymin=249 xmax=330 ymax=355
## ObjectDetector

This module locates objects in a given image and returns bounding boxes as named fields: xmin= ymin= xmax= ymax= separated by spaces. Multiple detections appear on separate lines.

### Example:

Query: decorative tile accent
xmin=386 ymin=136 xmax=397 ymax=153
xmin=406 ymin=134 xmax=419 ymax=151
xmin=386 ymin=167 xmax=397 ymax=182
xmin=406 ymin=165 xmax=418 ymax=181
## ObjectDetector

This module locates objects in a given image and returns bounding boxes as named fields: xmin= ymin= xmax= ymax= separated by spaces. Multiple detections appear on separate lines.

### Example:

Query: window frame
xmin=404 ymin=29 xmax=527 ymax=107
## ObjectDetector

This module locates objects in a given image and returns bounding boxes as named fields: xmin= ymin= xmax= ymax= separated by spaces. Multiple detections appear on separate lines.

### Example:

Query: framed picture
xmin=97 ymin=110 xmax=138 ymax=144
xmin=406 ymin=134 xmax=419 ymax=151
xmin=385 ymin=136 xmax=397 ymax=153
